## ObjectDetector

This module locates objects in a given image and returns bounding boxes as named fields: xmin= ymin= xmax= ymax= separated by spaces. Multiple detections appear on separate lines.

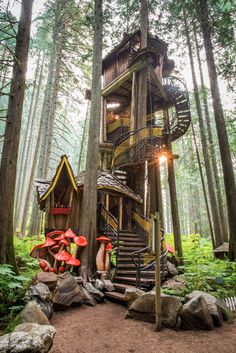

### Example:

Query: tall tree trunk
xmin=43 ymin=30 xmax=65 ymax=178
xmin=184 ymin=12 xmax=223 ymax=247
xmin=21 ymin=53 xmax=46 ymax=235
xmin=199 ymin=0 xmax=236 ymax=259
xmin=0 ymin=0 xmax=33 ymax=266
xmin=137 ymin=0 xmax=148 ymax=129
xmin=78 ymin=0 xmax=103 ymax=279
xmin=193 ymin=25 xmax=228 ymax=241
xmin=135 ymin=0 xmax=148 ymax=211
xmin=78 ymin=102 xmax=90 ymax=173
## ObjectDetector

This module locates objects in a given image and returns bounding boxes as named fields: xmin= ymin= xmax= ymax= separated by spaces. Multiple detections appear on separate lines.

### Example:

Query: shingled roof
xmin=77 ymin=171 xmax=142 ymax=203
xmin=36 ymin=170 xmax=142 ymax=204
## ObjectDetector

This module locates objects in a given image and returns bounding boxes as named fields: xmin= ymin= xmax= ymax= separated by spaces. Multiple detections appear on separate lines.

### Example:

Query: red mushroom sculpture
xmin=96 ymin=236 xmax=110 ymax=272
xmin=74 ymin=236 xmax=88 ymax=247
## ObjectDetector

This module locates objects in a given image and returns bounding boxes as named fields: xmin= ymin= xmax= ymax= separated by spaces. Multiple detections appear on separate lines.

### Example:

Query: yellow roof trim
xmin=40 ymin=156 xmax=78 ymax=202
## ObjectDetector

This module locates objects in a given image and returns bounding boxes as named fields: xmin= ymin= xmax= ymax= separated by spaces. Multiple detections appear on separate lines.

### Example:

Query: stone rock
xmin=126 ymin=291 xmax=182 ymax=328
xmin=124 ymin=288 xmax=145 ymax=308
xmin=0 ymin=323 xmax=55 ymax=353
xmin=25 ymin=283 xmax=53 ymax=319
xmin=85 ymin=282 xmax=104 ymax=302
xmin=167 ymin=261 xmax=178 ymax=276
xmin=180 ymin=295 xmax=214 ymax=330
xmin=53 ymin=272 xmax=84 ymax=310
xmin=102 ymin=279 xmax=115 ymax=292
xmin=80 ymin=287 xmax=97 ymax=307
xmin=14 ymin=302 xmax=50 ymax=326
xmin=74 ymin=276 xmax=84 ymax=285
xmin=186 ymin=290 xmax=223 ymax=326
xmin=161 ymin=294 xmax=182 ymax=328
xmin=162 ymin=276 xmax=186 ymax=293
xmin=94 ymin=279 xmax=105 ymax=291
xmin=36 ymin=272 xmax=58 ymax=291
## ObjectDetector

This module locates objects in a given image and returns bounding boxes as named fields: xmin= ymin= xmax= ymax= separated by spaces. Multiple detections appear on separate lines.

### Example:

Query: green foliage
xmin=165 ymin=234 xmax=236 ymax=299
xmin=0 ymin=264 xmax=31 ymax=333
xmin=14 ymin=236 xmax=41 ymax=274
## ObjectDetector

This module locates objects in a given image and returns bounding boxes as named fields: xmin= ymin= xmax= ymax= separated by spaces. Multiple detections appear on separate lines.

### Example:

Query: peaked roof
xmin=38 ymin=155 xmax=78 ymax=202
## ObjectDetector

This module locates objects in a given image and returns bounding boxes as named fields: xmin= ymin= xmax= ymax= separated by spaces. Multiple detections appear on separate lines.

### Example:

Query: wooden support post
xmin=119 ymin=197 xmax=123 ymax=230
xmin=154 ymin=212 xmax=161 ymax=332
xmin=105 ymin=193 xmax=109 ymax=212
xmin=130 ymin=72 xmax=137 ymax=132
xmin=103 ymin=98 xmax=107 ymax=141
xmin=156 ymin=160 xmax=164 ymax=227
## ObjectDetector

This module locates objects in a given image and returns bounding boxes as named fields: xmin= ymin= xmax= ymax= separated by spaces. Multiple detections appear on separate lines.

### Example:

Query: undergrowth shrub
xmin=0 ymin=264 xmax=31 ymax=334
xmin=164 ymin=234 xmax=236 ymax=299
xmin=14 ymin=235 xmax=42 ymax=274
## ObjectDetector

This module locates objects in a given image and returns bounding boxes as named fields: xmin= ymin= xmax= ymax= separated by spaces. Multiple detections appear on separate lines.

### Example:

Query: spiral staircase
xmin=111 ymin=77 xmax=191 ymax=169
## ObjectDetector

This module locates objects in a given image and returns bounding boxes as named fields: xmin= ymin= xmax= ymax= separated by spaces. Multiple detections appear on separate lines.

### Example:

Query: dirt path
xmin=50 ymin=302 xmax=236 ymax=353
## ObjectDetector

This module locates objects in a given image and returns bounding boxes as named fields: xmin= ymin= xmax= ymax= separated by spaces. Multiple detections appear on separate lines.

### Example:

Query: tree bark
xmin=199 ymin=0 xmax=236 ymax=259
xmin=0 ymin=0 xmax=33 ymax=267
xmin=15 ymin=50 xmax=43 ymax=232
xmin=78 ymin=0 xmax=103 ymax=279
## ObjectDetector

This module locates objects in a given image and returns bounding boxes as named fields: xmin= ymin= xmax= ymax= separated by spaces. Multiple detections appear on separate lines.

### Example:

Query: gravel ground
xmin=50 ymin=302 xmax=236 ymax=353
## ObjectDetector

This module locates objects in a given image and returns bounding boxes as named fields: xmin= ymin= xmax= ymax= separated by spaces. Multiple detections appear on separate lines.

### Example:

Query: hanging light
xmin=159 ymin=155 xmax=167 ymax=164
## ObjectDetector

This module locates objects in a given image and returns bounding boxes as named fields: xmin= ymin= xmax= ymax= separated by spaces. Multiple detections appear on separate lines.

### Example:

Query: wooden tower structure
xmin=98 ymin=30 xmax=191 ymax=299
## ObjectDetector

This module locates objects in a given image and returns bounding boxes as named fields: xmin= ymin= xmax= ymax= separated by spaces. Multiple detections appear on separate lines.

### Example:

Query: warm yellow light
xmin=159 ymin=155 xmax=167 ymax=164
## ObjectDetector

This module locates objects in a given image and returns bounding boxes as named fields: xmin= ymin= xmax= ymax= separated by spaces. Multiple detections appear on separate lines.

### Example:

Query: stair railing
xmin=131 ymin=210 xmax=168 ymax=288
xmin=111 ymin=125 xmax=164 ymax=169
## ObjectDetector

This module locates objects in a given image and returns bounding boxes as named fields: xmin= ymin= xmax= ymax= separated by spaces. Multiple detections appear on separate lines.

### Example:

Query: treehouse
xmin=100 ymin=30 xmax=190 ymax=172
xmin=35 ymin=28 xmax=191 ymax=298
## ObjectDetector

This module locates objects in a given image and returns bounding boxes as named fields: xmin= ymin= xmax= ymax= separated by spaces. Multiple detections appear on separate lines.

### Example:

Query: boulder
xmin=186 ymin=290 xmax=223 ymax=326
xmin=124 ymin=288 xmax=145 ymax=308
xmin=53 ymin=272 xmax=84 ymax=310
xmin=167 ymin=261 xmax=178 ymax=277
xmin=80 ymin=287 xmax=97 ymax=306
xmin=25 ymin=283 xmax=53 ymax=319
xmin=102 ymin=279 xmax=115 ymax=292
xmin=126 ymin=291 xmax=182 ymax=328
xmin=161 ymin=294 xmax=182 ymax=328
xmin=162 ymin=277 xmax=186 ymax=293
xmin=74 ymin=276 xmax=84 ymax=285
xmin=85 ymin=282 xmax=104 ymax=303
xmin=13 ymin=302 xmax=50 ymax=326
xmin=94 ymin=279 xmax=105 ymax=291
xmin=36 ymin=272 xmax=57 ymax=291
xmin=0 ymin=323 xmax=55 ymax=353
xmin=180 ymin=295 xmax=214 ymax=330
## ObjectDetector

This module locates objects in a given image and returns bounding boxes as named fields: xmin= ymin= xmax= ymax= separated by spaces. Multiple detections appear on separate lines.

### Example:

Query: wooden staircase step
xmin=113 ymin=238 xmax=144 ymax=243
xmin=115 ymin=276 xmax=155 ymax=285
xmin=118 ymin=246 xmax=145 ymax=252
xmin=113 ymin=282 xmax=136 ymax=293
xmin=116 ymin=270 xmax=155 ymax=276
xmin=118 ymin=253 xmax=141 ymax=258
xmin=116 ymin=263 xmax=137 ymax=268
xmin=105 ymin=291 xmax=126 ymax=302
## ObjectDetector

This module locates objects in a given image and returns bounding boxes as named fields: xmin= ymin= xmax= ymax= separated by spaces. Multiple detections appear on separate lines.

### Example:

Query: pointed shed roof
xmin=38 ymin=155 xmax=78 ymax=202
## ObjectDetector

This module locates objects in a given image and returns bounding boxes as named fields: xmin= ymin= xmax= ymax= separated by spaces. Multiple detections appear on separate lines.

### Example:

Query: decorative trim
xmin=40 ymin=156 xmax=78 ymax=201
